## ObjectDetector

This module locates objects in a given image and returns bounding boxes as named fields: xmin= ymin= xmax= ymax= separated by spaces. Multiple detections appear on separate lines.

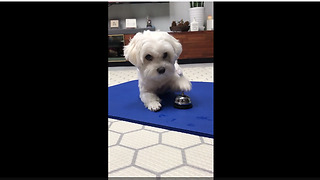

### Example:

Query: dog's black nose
xmin=157 ymin=67 xmax=166 ymax=74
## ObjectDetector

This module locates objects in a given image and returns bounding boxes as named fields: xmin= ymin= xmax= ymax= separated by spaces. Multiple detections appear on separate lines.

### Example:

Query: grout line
xmin=130 ymin=150 xmax=138 ymax=166
xmin=108 ymin=121 xmax=113 ymax=129
xmin=186 ymin=164 xmax=214 ymax=175
xmin=183 ymin=143 xmax=204 ymax=150
xmin=161 ymin=143 xmax=183 ymax=151
xmin=108 ymin=165 xmax=132 ymax=175
xmin=118 ymin=144 xmax=137 ymax=151
xmin=135 ymin=143 xmax=159 ymax=151
xmin=158 ymin=164 xmax=185 ymax=177
xmin=181 ymin=149 xmax=188 ymax=165
xmin=159 ymin=132 xmax=162 ymax=144
xmin=133 ymin=164 xmax=159 ymax=177
xmin=115 ymin=134 xmax=124 ymax=146
xmin=200 ymin=136 xmax=205 ymax=143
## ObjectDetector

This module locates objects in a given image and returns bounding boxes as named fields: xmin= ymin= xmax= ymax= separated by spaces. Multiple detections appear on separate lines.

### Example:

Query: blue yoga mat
xmin=108 ymin=80 xmax=214 ymax=138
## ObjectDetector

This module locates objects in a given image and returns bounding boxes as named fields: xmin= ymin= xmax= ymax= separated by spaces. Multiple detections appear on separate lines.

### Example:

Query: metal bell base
xmin=174 ymin=92 xmax=192 ymax=109
xmin=174 ymin=103 xmax=193 ymax=109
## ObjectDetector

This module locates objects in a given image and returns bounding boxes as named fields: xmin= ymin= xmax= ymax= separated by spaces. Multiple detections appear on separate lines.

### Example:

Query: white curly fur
xmin=124 ymin=30 xmax=191 ymax=111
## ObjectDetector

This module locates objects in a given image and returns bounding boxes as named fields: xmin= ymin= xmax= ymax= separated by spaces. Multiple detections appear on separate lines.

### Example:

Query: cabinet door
xmin=171 ymin=31 xmax=214 ymax=60
xmin=124 ymin=34 xmax=135 ymax=46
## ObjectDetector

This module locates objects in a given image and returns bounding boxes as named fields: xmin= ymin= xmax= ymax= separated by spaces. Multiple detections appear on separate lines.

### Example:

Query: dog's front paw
xmin=177 ymin=78 xmax=192 ymax=92
xmin=146 ymin=101 xmax=162 ymax=112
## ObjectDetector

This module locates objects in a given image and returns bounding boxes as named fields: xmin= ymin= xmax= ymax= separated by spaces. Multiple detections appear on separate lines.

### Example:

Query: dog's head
xmin=124 ymin=30 xmax=182 ymax=80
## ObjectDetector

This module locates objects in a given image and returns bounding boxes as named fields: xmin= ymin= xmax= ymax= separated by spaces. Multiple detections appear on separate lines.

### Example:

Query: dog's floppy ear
xmin=124 ymin=32 xmax=143 ymax=66
xmin=166 ymin=33 xmax=182 ymax=60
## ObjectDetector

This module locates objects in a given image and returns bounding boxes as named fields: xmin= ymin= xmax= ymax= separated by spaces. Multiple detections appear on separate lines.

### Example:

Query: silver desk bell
xmin=174 ymin=91 xmax=192 ymax=109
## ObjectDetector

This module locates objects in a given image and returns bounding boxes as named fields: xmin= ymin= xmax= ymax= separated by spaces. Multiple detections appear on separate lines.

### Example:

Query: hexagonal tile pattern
xmin=109 ymin=166 xmax=156 ymax=177
xmin=181 ymin=63 xmax=214 ymax=82
xmin=109 ymin=120 xmax=143 ymax=133
xmin=108 ymin=66 xmax=137 ymax=87
xmin=185 ymin=144 xmax=214 ymax=172
xmin=120 ymin=130 xmax=159 ymax=149
xmin=135 ymin=144 xmax=183 ymax=173
xmin=162 ymin=131 xmax=201 ymax=148
xmin=108 ymin=146 xmax=135 ymax=172
xmin=161 ymin=166 xmax=213 ymax=177
xmin=108 ymin=131 xmax=121 ymax=146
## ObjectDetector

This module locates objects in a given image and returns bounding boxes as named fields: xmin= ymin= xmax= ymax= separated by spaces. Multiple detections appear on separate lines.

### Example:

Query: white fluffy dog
xmin=124 ymin=30 xmax=191 ymax=111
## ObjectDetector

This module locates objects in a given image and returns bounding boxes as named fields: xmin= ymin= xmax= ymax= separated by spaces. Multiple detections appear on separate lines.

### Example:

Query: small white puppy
xmin=124 ymin=30 xmax=191 ymax=111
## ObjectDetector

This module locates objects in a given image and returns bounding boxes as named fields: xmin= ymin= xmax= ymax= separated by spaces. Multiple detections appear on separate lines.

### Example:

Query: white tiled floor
xmin=108 ymin=63 xmax=214 ymax=178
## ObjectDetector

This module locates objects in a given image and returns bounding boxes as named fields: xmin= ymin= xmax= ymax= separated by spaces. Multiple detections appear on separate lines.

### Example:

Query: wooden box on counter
xmin=124 ymin=31 xmax=214 ymax=60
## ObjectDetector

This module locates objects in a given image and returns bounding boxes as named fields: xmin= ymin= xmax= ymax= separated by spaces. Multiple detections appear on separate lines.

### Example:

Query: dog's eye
xmin=163 ymin=52 xmax=168 ymax=59
xmin=145 ymin=54 xmax=153 ymax=61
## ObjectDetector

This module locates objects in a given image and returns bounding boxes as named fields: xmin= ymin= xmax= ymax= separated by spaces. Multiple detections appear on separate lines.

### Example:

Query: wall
xmin=108 ymin=2 xmax=170 ymax=31
xmin=108 ymin=2 xmax=214 ymax=32
xmin=170 ymin=1 xmax=214 ymax=29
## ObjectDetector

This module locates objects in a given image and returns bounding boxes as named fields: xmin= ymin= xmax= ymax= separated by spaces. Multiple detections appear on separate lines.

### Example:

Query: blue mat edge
xmin=108 ymin=115 xmax=214 ymax=138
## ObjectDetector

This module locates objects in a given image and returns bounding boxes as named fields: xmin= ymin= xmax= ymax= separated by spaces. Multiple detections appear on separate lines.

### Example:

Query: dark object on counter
xmin=170 ymin=19 xmax=190 ymax=32
xmin=147 ymin=19 xmax=152 ymax=27
xmin=174 ymin=92 xmax=193 ymax=109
